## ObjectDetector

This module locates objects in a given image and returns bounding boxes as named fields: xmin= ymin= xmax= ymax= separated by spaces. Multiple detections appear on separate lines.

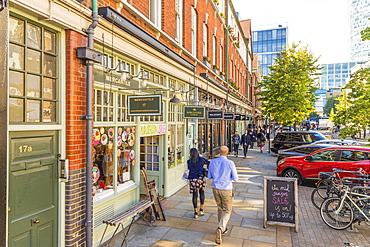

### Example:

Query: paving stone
xmin=183 ymin=211 xmax=211 ymax=222
xmin=150 ymin=240 xmax=185 ymax=247
xmin=242 ymin=239 xmax=276 ymax=247
xmin=164 ymin=208 xmax=188 ymax=218
xmin=161 ymin=228 xmax=206 ymax=246
xmin=241 ymin=217 xmax=276 ymax=232
xmin=233 ymin=209 xmax=258 ymax=219
xmin=230 ymin=226 xmax=276 ymax=243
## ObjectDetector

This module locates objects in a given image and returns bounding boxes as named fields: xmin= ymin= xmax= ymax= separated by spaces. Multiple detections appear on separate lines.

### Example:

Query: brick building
xmin=0 ymin=0 xmax=259 ymax=246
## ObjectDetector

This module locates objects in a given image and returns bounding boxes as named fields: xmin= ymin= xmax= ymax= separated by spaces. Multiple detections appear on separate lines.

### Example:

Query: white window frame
xmin=175 ymin=0 xmax=183 ymax=45
xmin=212 ymin=36 xmax=217 ymax=66
xmin=203 ymin=23 xmax=208 ymax=57
xmin=150 ymin=0 xmax=162 ymax=28
xmin=191 ymin=7 xmax=197 ymax=57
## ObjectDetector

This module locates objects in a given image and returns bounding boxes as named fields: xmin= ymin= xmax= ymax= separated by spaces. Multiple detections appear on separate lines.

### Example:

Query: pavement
xmin=104 ymin=147 xmax=370 ymax=247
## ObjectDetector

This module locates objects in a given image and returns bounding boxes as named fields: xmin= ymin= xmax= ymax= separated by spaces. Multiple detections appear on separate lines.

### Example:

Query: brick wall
xmin=65 ymin=30 xmax=89 ymax=247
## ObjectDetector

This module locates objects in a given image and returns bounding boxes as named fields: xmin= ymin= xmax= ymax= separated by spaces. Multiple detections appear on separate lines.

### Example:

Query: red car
xmin=276 ymin=146 xmax=370 ymax=184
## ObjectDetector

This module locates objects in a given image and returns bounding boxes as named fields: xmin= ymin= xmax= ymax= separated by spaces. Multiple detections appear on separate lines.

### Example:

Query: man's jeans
xmin=212 ymin=187 xmax=233 ymax=232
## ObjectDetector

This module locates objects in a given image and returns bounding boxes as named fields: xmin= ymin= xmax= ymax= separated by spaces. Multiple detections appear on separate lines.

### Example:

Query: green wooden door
xmin=8 ymin=131 xmax=58 ymax=247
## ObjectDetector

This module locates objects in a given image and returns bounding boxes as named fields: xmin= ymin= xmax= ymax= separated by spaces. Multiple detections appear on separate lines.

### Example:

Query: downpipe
xmin=85 ymin=1 xmax=98 ymax=246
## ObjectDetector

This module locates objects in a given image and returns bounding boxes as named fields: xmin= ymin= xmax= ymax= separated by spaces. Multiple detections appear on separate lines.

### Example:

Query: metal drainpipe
xmin=85 ymin=1 xmax=98 ymax=246
xmin=225 ymin=1 xmax=229 ymax=143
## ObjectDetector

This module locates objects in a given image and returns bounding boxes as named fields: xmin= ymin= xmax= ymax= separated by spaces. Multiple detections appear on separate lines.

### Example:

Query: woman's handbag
xmin=260 ymin=134 xmax=266 ymax=141
xmin=201 ymin=158 xmax=209 ymax=178
xmin=182 ymin=169 xmax=189 ymax=182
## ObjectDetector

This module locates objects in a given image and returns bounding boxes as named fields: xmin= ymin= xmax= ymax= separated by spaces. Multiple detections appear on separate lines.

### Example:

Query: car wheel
xmin=283 ymin=169 xmax=302 ymax=185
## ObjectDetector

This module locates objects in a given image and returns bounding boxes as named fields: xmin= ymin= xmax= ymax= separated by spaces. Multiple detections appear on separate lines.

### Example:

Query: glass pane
xmin=43 ymin=54 xmax=56 ymax=76
xmin=9 ymin=71 xmax=24 ymax=96
xmin=96 ymin=107 xmax=101 ymax=121
xmin=96 ymin=90 xmax=102 ymax=105
xmin=26 ymin=100 xmax=40 ymax=122
xmin=43 ymin=78 xmax=56 ymax=99
xmin=109 ymin=108 xmax=113 ymax=122
xmin=44 ymin=31 xmax=56 ymax=53
xmin=9 ymin=98 xmax=24 ymax=122
xmin=26 ymin=49 xmax=41 ymax=73
xmin=43 ymin=101 xmax=56 ymax=122
xmin=26 ymin=74 xmax=41 ymax=98
xmin=9 ymin=44 xmax=24 ymax=70
xmin=27 ymin=23 xmax=41 ymax=49
xmin=9 ymin=17 xmax=25 ymax=44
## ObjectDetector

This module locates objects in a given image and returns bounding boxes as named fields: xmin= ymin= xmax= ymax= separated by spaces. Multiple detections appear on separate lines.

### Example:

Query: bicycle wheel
xmin=311 ymin=186 xmax=333 ymax=210
xmin=320 ymin=197 xmax=353 ymax=230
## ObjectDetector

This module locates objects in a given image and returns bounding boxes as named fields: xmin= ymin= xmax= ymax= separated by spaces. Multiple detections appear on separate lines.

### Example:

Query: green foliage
xmin=256 ymin=43 xmax=321 ymax=126
xmin=323 ymin=96 xmax=340 ymax=116
xmin=361 ymin=25 xmax=370 ymax=41
xmin=330 ymin=68 xmax=370 ymax=139
xmin=309 ymin=111 xmax=320 ymax=118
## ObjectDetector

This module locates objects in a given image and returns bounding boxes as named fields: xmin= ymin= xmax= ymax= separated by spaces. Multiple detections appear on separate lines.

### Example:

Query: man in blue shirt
xmin=208 ymin=146 xmax=239 ymax=245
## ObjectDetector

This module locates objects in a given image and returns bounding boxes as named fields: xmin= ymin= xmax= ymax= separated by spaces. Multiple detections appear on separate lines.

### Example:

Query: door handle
xmin=32 ymin=219 xmax=40 ymax=224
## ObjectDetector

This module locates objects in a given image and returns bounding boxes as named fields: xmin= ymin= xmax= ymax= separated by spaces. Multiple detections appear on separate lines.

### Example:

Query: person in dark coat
xmin=256 ymin=128 xmax=266 ymax=153
xmin=187 ymin=148 xmax=210 ymax=218
xmin=241 ymin=130 xmax=252 ymax=159
xmin=231 ymin=131 xmax=241 ymax=157
xmin=250 ymin=128 xmax=257 ymax=148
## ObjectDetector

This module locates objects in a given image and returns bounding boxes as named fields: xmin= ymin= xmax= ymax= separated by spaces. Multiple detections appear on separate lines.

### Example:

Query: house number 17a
xmin=18 ymin=145 xmax=33 ymax=153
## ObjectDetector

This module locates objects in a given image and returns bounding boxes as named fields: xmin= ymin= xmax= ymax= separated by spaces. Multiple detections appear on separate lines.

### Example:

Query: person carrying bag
xmin=187 ymin=148 xmax=210 ymax=218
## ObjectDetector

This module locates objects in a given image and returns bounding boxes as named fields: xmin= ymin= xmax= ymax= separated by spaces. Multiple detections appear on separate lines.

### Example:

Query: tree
xmin=331 ymin=68 xmax=370 ymax=139
xmin=323 ymin=96 xmax=340 ymax=117
xmin=309 ymin=111 xmax=320 ymax=118
xmin=257 ymin=43 xmax=321 ymax=127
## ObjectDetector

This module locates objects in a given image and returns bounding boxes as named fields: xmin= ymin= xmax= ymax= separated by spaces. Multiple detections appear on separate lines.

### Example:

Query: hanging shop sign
xmin=234 ymin=114 xmax=241 ymax=120
xmin=208 ymin=110 xmax=224 ymax=120
xmin=224 ymin=113 xmax=234 ymax=120
xmin=94 ymin=66 xmax=140 ymax=89
xmin=128 ymin=95 xmax=162 ymax=116
xmin=184 ymin=106 xmax=206 ymax=119
xmin=140 ymin=124 xmax=166 ymax=136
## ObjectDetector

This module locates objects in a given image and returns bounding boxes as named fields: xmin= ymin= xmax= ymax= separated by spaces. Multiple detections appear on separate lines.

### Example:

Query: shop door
xmin=8 ymin=131 xmax=58 ymax=247
xmin=140 ymin=136 xmax=163 ymax=195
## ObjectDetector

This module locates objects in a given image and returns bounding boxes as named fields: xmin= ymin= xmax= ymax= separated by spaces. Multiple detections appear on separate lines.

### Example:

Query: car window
xmin=290 ymin=134 xmax=301 ymax=142
xmin=339 ymin=150 xmax=366 ymax=161
xmin=312 ymin=133 xmax=326 ymax=141
xmin=303 ymin=147 xmax=322 ymax=154
xmin=302 ymin=134 xmax=313 ymax=142
xmin=311 ymin=150 xmax=338 ymax=161
xmin=275 ymin=134 xmax=287 ymax=142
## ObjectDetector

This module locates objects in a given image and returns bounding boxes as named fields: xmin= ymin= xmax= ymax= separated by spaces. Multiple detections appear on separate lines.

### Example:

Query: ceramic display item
xmin=93 ymin=128 xmax=100 ymax=146
xmin=100 ymin=127 xmax=105 ymax=134
xmin=108 ymin=141 xmax=113 ymax=149
xmin=118 ymin=127 xmax=123 ymax=135
xmin=92 ymin=166 xmax=100 ymax=183
xmin=117 ymin=136 xmax=122 ymax=146
xmin=101 ymin=134 xmax=108 ymax=145
xmin=132 ymin=127 xmax=136 ymax=133
xmin=130 ymin=150 xmax=135 ymax=159
xmin=108 ymin=128 xmax=114 ymax=138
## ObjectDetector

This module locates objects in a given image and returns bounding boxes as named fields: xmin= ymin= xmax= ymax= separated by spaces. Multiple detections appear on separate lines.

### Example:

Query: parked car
xmin=276 ymin=146 xmax=370 ymax=185
xmin=276 ymin=143 xmax=335 ymax=165
xmin=271 ymin=131 xmax=327 ymax=153
xmin=313 ymin=139 xmax=359 ymax=145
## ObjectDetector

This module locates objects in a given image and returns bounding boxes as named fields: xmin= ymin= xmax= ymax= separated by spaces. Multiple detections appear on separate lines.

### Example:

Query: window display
xmin=92 ymin=126 xmax=135 ymax=200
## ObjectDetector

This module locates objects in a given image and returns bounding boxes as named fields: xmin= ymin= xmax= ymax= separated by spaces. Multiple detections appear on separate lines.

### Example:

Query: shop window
xmin=140 ymin=136 xmax=160 ymax=171
xmin=168 ymin=125 xmax=175 ymax=168
xmin=9 ymin=16 xmax=58 ymax=123
xmin=176 ymin=124 xmax=184 ymax=164
xmin=92 ymin=126 xmax=136 ymax=201
xmin=95 ymin=89 xmax=114 ymax=122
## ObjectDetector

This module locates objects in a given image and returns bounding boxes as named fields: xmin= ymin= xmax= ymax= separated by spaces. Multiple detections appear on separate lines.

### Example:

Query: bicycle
xmin=320 ymin=184 xmax=370 ymax=230
xmin=311 ymin=169 xmax=369 ymax=210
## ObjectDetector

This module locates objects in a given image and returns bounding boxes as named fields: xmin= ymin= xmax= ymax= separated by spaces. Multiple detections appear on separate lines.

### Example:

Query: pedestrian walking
xmin=241 ymin=130 xmax=252 ymax=159
xmin=250 ymin=128 xmax=257 ymax=148
xmin=256 ymin=128 xmax=266 ymax=153
xmin=231 ymin=131 xmax=241 ymax=157
xmin=187 ymin=148 xmax=210 ymax=218
xmin=208 ymin=146 xmax=238 ymax=245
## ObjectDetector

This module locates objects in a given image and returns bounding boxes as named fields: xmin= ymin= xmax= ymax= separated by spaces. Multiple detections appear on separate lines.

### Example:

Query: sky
xmin=232 ymin=0 xmax=351 ymax=64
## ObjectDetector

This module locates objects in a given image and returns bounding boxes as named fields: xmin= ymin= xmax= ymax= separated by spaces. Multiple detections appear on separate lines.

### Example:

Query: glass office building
xmin=319 ymin=62 xmax=357 ymax=90
xmin=252 ymin=23 xmax=288 ymax=77
xmin=350 ymin=0 xmax=370 ymax=62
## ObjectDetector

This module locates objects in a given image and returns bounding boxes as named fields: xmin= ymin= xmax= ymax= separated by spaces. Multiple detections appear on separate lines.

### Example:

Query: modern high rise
xmin=350 ymin=0 xmax=370 ymax=62
xmin=318 ymin=62 xmax=357 ymax=90
xmin=252 ymin=23 xmax=288 ymax=77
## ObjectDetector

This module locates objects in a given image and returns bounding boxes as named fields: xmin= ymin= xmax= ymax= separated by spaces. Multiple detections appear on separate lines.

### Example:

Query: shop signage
xmin=128 ymin=95 xmax=162 ymax=116
xmin=234 ymin=114 xmax=241 ymax=120
xmin=184 ymin=106 xmax=205 ymax=119
xmin=208 ymin=110 xmax=224 ymax=120
xmin=140 ymin=124 xmax=166 ymax=136
xmin=224 ymin=113 xmax=234 ymax=120
xmin=241 ymin=115 xmax=246 ymax=120
xmin=94 ymin=66 xmax=140 ymax=89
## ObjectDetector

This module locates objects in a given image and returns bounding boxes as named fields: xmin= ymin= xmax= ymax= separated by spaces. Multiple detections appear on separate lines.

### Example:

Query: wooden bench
xmin=99 ymin=200 xmax=154 ymax=247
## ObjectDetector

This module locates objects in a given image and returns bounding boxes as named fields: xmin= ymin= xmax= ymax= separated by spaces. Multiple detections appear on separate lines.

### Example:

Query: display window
xmin=92 ymin=126 xmax=136 ymax=201
xmin=167 ymin=103 xmax=185 ymax=169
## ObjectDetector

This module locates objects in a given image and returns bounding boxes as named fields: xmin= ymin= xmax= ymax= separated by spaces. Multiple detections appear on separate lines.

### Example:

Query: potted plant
xmin=220 ymin=12 xmax=225 ymax=18
xmin=203 ymin=56 xmax=211 ymax=67
xmin=220 ymin=71 xmax=225 ymax=79
xmin=213 ymin=0 xmax=220 ymax=5
xmin=235 ymin=42 xmax=240 ymax=48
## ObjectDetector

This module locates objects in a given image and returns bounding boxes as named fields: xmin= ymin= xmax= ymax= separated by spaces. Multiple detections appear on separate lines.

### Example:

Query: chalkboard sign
xmin=263 ymin=176 xmax=298 ymax=232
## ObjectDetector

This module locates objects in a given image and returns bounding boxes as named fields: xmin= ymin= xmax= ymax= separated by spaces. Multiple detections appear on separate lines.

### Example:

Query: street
xmin=105 ymin=147 xmax=370 ymax=247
